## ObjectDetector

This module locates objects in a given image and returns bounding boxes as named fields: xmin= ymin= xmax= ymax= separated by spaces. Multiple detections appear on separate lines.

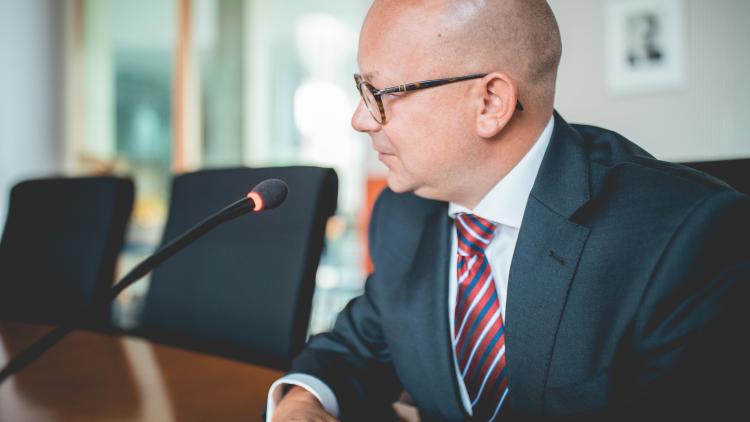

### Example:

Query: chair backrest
xmin=0 ymin=176 xmax=134 ymax=326
xmin=682 ymin=159 xmax=750 ymax=196
xmin=137 ymin=167 xmax=338 ymax=369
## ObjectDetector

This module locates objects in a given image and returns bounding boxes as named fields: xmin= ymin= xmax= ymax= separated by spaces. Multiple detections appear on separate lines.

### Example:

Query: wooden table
xmin=0 ymin=322 xmax=283 ymax=421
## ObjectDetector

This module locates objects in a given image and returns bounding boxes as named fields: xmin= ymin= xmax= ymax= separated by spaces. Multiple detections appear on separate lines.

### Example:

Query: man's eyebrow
xmin=362 ymin=71 xmax=379 ymax=81
xmin=363 ymin=71 xmax=399 ymax=90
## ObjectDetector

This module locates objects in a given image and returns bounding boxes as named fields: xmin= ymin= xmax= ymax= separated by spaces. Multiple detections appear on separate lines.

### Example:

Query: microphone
xmin=0 ymin=178 xmax=289 ymax=384
xmin=246 ymin=178 xmax=288 ymax=211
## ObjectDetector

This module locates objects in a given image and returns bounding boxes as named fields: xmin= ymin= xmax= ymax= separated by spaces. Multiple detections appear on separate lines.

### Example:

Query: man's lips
xmin=373 ymin=144 xmax=395 ymax=156
xmin=372 ymin=139 xmax=395 ymax=157
xmin=377 ymin=151 xmax=396 ymax=163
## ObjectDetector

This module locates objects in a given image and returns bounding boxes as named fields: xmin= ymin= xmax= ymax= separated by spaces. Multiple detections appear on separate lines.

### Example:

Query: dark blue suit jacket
xmin=290 ymin=113 xmax=750 ymax=420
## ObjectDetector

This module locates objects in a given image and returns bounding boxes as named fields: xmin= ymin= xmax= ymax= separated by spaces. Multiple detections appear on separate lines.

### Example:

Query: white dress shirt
xmin=266 ymin=116 xmax=554 ymax=420
xmin=447 ymin=116 xmax=554 ymax=413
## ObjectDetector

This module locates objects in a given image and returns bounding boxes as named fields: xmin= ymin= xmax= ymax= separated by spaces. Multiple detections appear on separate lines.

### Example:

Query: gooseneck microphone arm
xmin=110 ymin=195 xmax=252 ymax=300
xmin=0 ymin=179 xmax=288 ymax=384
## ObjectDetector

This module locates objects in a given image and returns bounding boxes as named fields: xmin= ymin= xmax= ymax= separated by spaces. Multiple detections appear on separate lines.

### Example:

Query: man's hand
xmin=272 ymin=386 xmax=340 ymax=422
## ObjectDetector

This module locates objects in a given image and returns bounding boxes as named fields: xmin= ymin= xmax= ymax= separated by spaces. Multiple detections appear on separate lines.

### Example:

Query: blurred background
xmin=1 ymin=0 xmax=748 ymax=336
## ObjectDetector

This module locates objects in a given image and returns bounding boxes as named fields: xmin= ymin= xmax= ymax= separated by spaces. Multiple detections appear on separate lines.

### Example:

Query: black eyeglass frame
xmin=354 ymin=73 xmax=524 ymax=124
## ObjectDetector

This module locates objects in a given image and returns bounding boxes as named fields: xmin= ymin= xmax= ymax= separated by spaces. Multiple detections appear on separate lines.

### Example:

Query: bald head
xmin=361 ymin=0 xmax=561 ymax=111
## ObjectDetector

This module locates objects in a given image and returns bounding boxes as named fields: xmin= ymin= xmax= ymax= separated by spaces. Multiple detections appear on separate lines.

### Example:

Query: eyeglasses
xmin=354 ymin=73 xmax=524 ymax=124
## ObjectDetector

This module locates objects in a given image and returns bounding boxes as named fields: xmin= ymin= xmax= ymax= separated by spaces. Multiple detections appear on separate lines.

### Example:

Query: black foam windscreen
xmin=251 ymin=179 xmax=288 ymax=210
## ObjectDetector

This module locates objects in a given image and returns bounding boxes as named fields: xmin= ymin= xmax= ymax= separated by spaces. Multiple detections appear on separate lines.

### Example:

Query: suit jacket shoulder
xmin=572 ymin=122 xmax=742 ymax=213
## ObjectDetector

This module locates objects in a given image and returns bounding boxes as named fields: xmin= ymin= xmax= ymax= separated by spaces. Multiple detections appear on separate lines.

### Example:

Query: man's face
xmin=351 ymin=5 xmax=478 ymax=201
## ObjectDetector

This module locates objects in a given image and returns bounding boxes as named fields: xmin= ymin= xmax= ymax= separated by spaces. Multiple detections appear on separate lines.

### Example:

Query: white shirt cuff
xmin=265 ymin=373 xmax=340 ymax=422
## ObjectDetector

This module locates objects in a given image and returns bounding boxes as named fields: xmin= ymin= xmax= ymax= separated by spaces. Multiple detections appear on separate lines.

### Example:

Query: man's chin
xmin=386 ymin=174 xmax=415 ymax=195
xmin=387 ymin=177 xmax=443 ymax=201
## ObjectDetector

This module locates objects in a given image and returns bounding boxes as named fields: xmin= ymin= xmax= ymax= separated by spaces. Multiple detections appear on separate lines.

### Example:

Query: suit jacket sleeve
xmin=288 ymin=191 xmax=402 ymax=421
xmin=627 ymin=190 xmax=750 ymax=418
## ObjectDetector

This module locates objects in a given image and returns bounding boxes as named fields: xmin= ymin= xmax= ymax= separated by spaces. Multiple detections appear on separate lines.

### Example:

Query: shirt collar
xmin=448 ymin=116 xmax=555 ymax=228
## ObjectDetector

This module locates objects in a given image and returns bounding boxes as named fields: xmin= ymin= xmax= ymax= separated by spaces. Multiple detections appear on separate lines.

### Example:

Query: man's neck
xmin=453 ymin=116 xmax=553 ymax=209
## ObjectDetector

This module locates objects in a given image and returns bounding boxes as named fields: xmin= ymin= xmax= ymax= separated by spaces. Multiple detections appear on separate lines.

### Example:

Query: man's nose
xmin=351 ymin=100 xmax=381 ymax=133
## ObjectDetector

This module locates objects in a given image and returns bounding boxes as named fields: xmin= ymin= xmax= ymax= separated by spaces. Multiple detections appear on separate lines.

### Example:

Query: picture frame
xmin=605 ymin=0 xmax=688 ymax=97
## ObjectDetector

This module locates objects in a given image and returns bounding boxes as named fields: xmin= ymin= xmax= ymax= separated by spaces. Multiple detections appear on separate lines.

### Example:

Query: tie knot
xmin=455 ymin=213 xmax=497 ymax=256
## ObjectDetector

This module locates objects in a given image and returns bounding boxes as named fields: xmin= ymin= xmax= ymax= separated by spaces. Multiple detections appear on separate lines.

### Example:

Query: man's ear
xmin=475 ymin=72 xmax=519 ymax=139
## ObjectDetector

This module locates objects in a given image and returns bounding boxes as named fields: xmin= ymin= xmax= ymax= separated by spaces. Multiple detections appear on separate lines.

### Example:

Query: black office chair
xmin=0 ymin=176 xmax=134 ymax=326
xmin=135 ymin=166 xmax=338 ymax=370
xmin=682 ymin=158 xmax=750 ymax=196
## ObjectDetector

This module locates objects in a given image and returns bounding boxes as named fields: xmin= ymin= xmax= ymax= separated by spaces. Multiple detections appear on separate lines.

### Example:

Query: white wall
xmin=0 ymin=0 xmax=63 ymax=224
xmin=551 ymin=0 xmax=750 ymax=162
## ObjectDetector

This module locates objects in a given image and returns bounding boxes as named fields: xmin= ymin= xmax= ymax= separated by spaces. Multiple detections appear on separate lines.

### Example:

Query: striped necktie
xmin=454 ymin=213 xmax=509 ymax=420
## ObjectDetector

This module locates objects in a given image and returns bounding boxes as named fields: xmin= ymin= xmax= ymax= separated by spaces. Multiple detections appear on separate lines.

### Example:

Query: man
xmin=269 ymin=0 xmax=750 ymax=420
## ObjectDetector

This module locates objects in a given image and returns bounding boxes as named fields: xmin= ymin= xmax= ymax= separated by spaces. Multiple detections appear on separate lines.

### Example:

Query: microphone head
xmin=246 ymin=178 xmax=288 ymax=211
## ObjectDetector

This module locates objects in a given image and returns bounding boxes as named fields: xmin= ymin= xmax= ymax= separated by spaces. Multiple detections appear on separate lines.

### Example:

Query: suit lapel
xmin=404 ymin=205 xmax=469 ymax=421
xmin=505 ymin=112 xmax=593 ymax=415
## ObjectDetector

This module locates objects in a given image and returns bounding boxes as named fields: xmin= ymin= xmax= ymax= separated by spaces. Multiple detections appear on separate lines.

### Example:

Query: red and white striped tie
xmin=454 ymin=213 xmax=509 ymax=420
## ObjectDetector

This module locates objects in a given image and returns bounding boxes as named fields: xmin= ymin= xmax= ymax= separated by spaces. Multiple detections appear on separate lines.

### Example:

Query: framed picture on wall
xmin=605 ymin=0 xmax=688 ymax=97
